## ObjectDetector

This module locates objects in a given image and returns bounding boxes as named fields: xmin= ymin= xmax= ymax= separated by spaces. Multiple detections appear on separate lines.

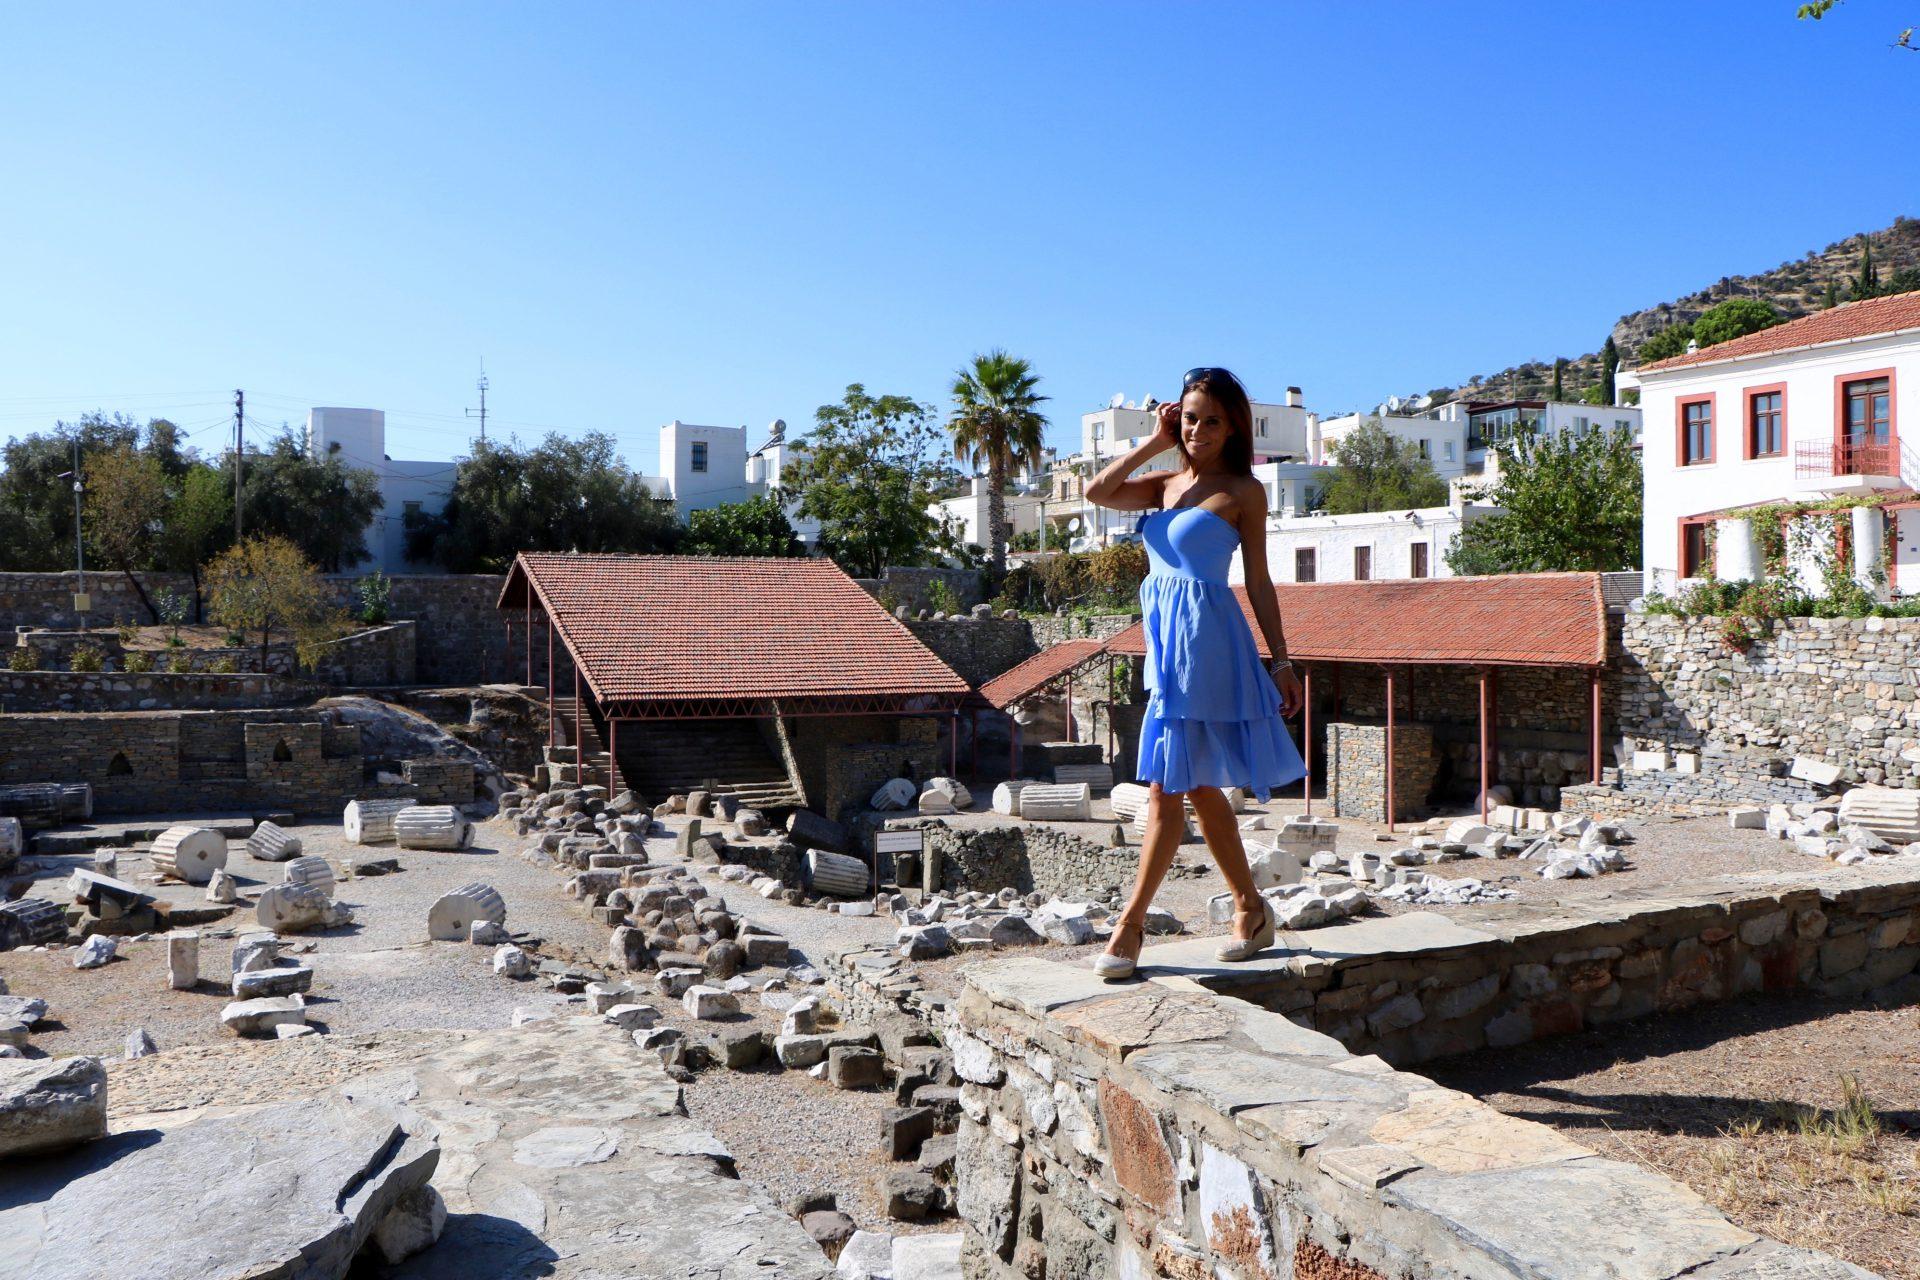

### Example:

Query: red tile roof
xmin=1103 ymin=572 xmax=1608 ymax=667
xmin=977 ymin=639 xmax=1107 ymax=710
xmin=1640 ymin=292 xmax=1920 ymax=372
xmin=499 ymin=553 xmax=971 ymax=713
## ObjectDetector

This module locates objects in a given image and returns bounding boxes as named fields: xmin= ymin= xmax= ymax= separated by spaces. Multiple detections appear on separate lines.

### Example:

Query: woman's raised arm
xmin=1086 ymin=401 xmax=1181 ymax=511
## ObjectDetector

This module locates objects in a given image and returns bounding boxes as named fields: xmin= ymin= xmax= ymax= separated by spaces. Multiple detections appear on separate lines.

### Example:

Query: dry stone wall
xmin=0 ymin=671 xmax=308 ymax=712
xmin=924 ymin=823 xmax=1138 ymax=898
xmin=1620 ymin=613 xmax=1920 ymax=789
xmin=1326 ymin=721 xmax=1437 ymax=823
xmin=952 ymin=950 xmax=1884 ymax=1280
xmin=904 ymin=617 xmax=1036 ymax=687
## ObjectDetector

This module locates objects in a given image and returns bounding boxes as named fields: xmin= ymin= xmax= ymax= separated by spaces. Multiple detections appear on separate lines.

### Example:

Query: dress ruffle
xmin=1138 ymin=704 xmax=1305 ymax=802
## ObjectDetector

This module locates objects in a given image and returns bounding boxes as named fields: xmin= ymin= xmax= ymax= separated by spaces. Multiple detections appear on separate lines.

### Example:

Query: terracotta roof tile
xmin=977 ymin=639 xmax=1107 ymax=710
xmin=1640 ymin=292 xmax=1920 ymax=372
xmin=500 ymin=553 xmax=970 ymax=709
xmin=1104 ymin=573 xmax=1607 ymax=667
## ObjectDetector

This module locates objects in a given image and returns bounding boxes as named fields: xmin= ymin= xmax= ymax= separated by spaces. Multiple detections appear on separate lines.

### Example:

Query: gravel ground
xmin=1423 ymin=992 xmax=1920 ymax=1279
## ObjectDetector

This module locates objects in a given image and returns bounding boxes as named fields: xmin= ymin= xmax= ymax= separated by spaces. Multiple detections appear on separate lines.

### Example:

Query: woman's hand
xmin=1270 ymin=663 xmax=1303 ymax=717
xmin=1154 ymin=399 xmax=1182 ymax=449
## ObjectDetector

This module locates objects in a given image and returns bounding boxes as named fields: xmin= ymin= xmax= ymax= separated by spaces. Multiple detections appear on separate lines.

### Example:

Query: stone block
xmin=0 ymin=1055 xmax=107 ymax=1157
xmin=827 ymin=1045 xmax=886 ymax=1090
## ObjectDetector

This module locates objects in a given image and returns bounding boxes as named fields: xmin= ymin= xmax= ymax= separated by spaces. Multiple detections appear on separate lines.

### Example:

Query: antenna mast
xmin=467 ymin=362 xmax=489 ymax=442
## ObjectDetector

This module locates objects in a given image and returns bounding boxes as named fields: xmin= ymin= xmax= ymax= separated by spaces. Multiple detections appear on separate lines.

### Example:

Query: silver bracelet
xmin=1268 ymin=657 xmax=1293 ymax=674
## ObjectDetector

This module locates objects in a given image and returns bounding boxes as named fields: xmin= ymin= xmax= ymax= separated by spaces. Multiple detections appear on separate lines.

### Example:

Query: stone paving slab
xmin=1137 ymin=911 xmax=1497 ymax=985
xmin=1385 ymin=1157 xmax=1758 ymax=1280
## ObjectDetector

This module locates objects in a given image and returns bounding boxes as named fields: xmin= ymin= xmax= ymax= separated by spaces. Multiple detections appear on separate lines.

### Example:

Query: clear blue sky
xmin=0 ymin=3 xmax=1913 ymax=474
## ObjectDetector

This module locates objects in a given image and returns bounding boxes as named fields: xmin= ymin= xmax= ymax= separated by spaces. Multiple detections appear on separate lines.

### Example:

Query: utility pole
xmin=70 ymin=437 xmax=86 ymax=632
xmin=233 ymin=389 xmax=245 ymax=541
xmin=467 ymin=363 xmax=489 ymax=442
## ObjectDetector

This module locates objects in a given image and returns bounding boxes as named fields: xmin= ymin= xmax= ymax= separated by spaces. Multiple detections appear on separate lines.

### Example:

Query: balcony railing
xmin=1794 ymin=438 xmax=1900 ymax=482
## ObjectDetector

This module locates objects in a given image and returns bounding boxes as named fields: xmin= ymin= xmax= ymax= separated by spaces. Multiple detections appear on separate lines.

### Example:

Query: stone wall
xmin=0 ymin=571 xmax=518 ymax=688
xmin=850 ymin=566 xmax=988 ymax=614
xmin=1620 ymin=613 xmax=1920 ymax=790
xmin=0 ymin=671 xmax=310 ymax=713
xmin=951 ymin=940 xmax=1887 ymax=1280
xmin=788 ymin=714 xmax=942 ymax=820
xmin=0 ymin=707 xmax=418 ymax=816
xmin=904 ymin=617 xmax=1037 ymax=688
xmin=1141 ymin=861 xmax=1920 ymax=1068
xmin=925 ymin=823 xmax=1138 ymax=898
xmin=1325 ymin=721 xmax=1437 ymax=823
xmin=305 ymin=622 xmax=417 ymax=686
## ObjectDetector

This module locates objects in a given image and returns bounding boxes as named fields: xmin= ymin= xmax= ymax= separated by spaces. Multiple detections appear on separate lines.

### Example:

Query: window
xmin=1417 ymin=439 xmax=1431 ymax=459
xmin=1443 ymin=441 xmax=1456 ymax=462
xmin=1411 ymin=543 xmax=1429 ymax=578
xmin=1745 ymin=385 xmax=1785 ymax=458
xmin=1572 ymin=415 xmax=1591 ymax=435
xmin=1353 ymin=546 xmax=1372 ymax=580
xmin=1615 ymin=419 xmax=1632 ymax=433
xmin=1294 ymin=548 xmax=1316 ymax=582
xmin=691 ymin=441 xmax=708 ymax=473
xmin=1842 ymin=376 xmax=1892 ymax=444
xmin=1680 ymin=519 xmax=1713 ymax=579
xmin=1678 ymin=395 xmax=1714 ymax=465
xmin=1257 ymin=416 xmax=1268 ymax=438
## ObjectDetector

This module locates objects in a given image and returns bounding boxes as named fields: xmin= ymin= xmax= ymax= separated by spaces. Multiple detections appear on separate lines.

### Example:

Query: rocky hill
xmin=1423 ymin=216 xmax=1920 ymax=405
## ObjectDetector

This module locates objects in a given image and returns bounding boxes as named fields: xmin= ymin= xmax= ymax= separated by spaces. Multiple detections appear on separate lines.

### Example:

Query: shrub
xmin=925 ymin=578 xmax=961 ymax=616
xmin=69 ymin=644 xmax=104 ymax=673
xmin=123 ymin=651 xmax=154 ymax=674
xmin=223 ymin=633 xmax=246 ymax=648
xmin=167 ymin=652 xmax=193 ymax=674
xmin=210 ymin=655 xmax=239 ymax=674
xmin=357 ymin=569 xmax=393 ymax=625
xmin=7 ymin=646 xmax=39 ymax=672
xmin=116 ymin=622 xmax=140 ymax=647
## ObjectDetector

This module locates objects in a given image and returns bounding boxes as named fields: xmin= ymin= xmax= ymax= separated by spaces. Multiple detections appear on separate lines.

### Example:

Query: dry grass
xmin=1424 ymin=996 xmax=1920 ymax=1278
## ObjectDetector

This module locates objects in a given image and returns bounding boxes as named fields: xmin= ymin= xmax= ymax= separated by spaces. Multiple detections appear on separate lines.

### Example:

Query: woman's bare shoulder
xmin=1230 ymin=474 xmax=1269 ymax=515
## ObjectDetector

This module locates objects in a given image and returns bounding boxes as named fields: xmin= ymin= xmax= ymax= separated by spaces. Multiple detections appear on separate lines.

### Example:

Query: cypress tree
xmin=1852 ymin=241 xmax=1879 ymax=301
xmin=1550 ymin=357 xmax=1566 ymax=402
xmin=1600 ymin=336 xmax=1619 ymax=405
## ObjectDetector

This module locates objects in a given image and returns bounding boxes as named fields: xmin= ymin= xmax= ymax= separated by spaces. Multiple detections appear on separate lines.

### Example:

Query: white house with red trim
xmin=1629 ymin=292 xmax=1920 ymax=598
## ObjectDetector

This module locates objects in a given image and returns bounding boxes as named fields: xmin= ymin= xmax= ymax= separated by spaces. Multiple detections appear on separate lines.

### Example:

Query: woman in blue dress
xmin=1083 ymin=367 xmax=1306 ymax=980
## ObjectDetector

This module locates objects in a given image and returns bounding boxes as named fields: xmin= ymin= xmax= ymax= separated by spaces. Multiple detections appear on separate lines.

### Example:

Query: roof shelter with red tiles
xmin=1102 ymin=572 xmax=1612 ymax=830
xmin=971 ymin=638 xmax=1113 ymax=776
xmin=497 ymin=552 xmax=972 ymax=796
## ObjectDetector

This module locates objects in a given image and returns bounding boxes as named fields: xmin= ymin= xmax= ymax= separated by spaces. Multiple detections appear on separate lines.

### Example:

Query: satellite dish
xmin=1387 ymin=395 xmax=1403 ymax=413
xmin=1068 ymin=517 xmax=1083 ymax=533
xmin=1108 ymin=392 xmax=1125 ymax=409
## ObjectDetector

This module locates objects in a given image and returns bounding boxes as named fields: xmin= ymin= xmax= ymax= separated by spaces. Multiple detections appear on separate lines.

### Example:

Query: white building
xmin=1631 ymin=292 xmax=1920 ymax=598
xmin=1315 ymin=398 xmax=1642 ymax=482
xmin=305 ymin=407 xmax=453 ymax=574
xmin=1081 ymin=387 xmax=1315 ymax=464
xmin=927 ymin=476 xmax=1045 ymax=551
xmin=1231 ymin=498 xmax=1500 ymax=586
xmin=656 ymin=419 xmax=818 ymax=545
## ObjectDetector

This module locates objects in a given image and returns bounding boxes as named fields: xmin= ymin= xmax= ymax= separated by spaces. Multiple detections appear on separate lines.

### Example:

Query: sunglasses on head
xmin=1183 ymin=367 xmax=1229 ymax=387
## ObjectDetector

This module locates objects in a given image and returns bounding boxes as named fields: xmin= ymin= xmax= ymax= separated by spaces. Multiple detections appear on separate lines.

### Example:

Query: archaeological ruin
xmin=0 ymin=558 xmax=1915 ymax=1278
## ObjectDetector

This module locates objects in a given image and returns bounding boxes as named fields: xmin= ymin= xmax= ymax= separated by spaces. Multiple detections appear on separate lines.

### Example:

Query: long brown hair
xmin=1176 ymin=367 xmax=1254 ymax=476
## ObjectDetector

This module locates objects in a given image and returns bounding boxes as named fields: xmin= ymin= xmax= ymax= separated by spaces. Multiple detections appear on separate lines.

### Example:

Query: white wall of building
xmin=1081 ymin=389 xmax=1314 ymax=464
xmin=306 ymin=407 xmax=453 ymax=575
xmin=927 ymin=478 xmax=1044 ymax=550
xmin=1636 ymin=329 xmax=1920 ymax=595
xmin=1315 ymin=411 xmax=1471 ymax=478
xmin=659 ymin=421 xmax=756 ymax=512
xmin=1232 ymin=502 xmax=1497 ymax=586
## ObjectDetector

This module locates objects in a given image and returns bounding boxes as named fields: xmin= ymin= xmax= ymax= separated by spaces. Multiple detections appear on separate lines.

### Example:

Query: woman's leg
xmin=1102 ymin=782 xmax=1186 ymax=959
xmin=1188 ymin=785 xmax=1264 ymax=939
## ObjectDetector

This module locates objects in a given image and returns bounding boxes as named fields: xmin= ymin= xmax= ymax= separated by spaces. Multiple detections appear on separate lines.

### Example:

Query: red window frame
xmin=1678 ymin=516 xmax=1714 ymax=580
xmin=1834 ymin=368 xmax=1897 ymax=447
xmin=1743 ymin=383 xmax=1786 ymax=459
xmin=1676 ymin=393 xmax=1715 ymax=466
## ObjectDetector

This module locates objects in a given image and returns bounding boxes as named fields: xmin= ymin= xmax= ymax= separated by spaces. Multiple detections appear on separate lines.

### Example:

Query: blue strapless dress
xmin=1134 ymin=505 xmax=1306 ymax=800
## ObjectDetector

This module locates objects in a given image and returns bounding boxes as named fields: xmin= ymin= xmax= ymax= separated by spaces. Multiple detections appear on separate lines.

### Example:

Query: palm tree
xmin=947 ymin=350 xmax=1049 ymax=573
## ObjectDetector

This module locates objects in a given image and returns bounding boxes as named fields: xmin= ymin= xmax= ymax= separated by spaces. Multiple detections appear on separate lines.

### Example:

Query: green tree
xmin=681 ymin=494 xmax=804 ymax=557
xmin=205 ymin=535 xmax=347 ymax=673
xmin=82 ymin=444 xmax=169 ymax=621
xmin=0 ymin=413 xmax=178 ymax=572
xmin=784 ymin=385 xmax=951 ymax=578
xmin=1318 ymin=420 xmax=1448 ymax=515
xmin=1851 ymin=241 xmax=1880 ymax=300
xmin=1823 ymin=279 xmax=1844 ymax=309
xmin=1692 ymin=297 xmax=1782 ymax=347
xmin=1445 ymin=426 xmax=1642 ymax=574
xmin=1600 ymin=335 xmax=1620 ymax=405
xmin=1637 ymin=321 xmax=1696 ymax=364
xmin=407 ymin=432 xmax=681 ymax=573
xmin=233 ymin=430 xmax=384 ymax=572
xmin=946 ymin=350 xmax=1049 ymax=573
xmin=156 ymin=464 xmax=232 ymax=620
xmin=1550 ymin=357 xmax=1566 ymax=401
